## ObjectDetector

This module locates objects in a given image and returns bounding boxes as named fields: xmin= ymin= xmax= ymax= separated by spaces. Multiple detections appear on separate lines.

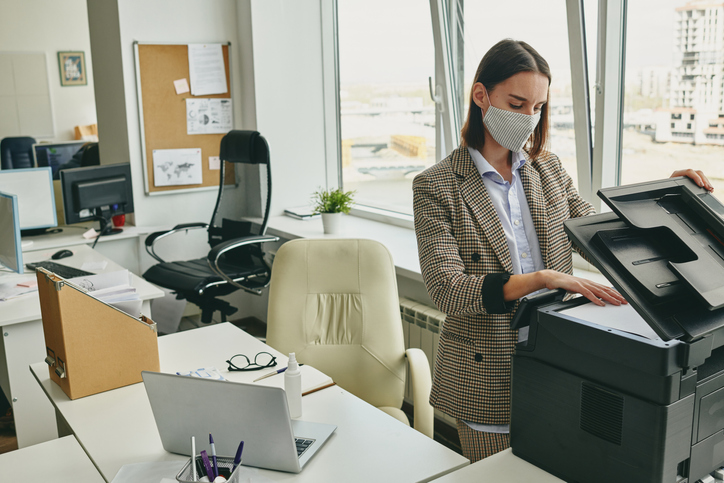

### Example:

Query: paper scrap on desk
xmin=188 ymin=43 xmax=227 ymax=96
xmin=560 ymin=302 xmax=662 ymax=341
xmin=152 ymin=148 xmax=203 ymax=187
xmin=173 ymin=77 xmax=190 ymax=95
xmin=110 ymin=460 xmax=185 ymax=483
xmin=186 ymin=98 xmax=232 ymax=135
xmin=82 ymin=228 xmax=98 ymax=239
xmin=177 ymin=366 xmax=226 ymax=380
xmin=0 ymin=280 xmax=38 ymax=301
xmin=209 ymin=155 xmax=221 ymax=170
xmin=81 ymin=260 xmax=107 ymax=272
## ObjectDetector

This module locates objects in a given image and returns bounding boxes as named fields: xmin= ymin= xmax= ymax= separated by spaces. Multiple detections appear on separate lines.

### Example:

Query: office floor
xmin=0 ymin=315 xmax=462 ymax=457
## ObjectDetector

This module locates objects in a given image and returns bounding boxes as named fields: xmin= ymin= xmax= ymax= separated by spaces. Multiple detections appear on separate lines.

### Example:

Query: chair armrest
xmin=405 ymin=348 xmax=434 ymax=439
xmin=144 ymin=223 xmax=208 ymax=263
xmin=207 ymin=235 xmax=280 ymax=294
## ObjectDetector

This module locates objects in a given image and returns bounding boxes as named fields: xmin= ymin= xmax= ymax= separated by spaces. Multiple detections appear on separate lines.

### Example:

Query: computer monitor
xmin=0 ymin=167 xmax=58 ymax=236
xmin=0 ymin=191 xmax=23 ymax=274
xmin=60 ymin=163 xmax=134 ymax=235
xmin=33 ymin=141 xmax=87 ymax=178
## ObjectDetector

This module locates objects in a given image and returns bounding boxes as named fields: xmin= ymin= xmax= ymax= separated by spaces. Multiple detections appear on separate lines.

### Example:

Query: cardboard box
xmin=36 ymin=269 xmax=160 ymax=400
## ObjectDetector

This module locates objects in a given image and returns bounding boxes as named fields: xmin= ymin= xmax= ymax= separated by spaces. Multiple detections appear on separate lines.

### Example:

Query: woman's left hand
xmin=671 ymin=169 xmax=713 ymax=191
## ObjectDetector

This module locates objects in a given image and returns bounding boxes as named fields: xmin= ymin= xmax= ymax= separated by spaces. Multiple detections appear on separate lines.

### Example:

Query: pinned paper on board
xmin=186 ymin=98 xmax=232 ymax=135
xmin=208 ymin=156 xmax=220 ymax=170
xmin=188 ymin=43 xmax=227 ymax=96
xmin=152 ymin=148 xmax=203 ymax=187
xmin=173 ymin=78 xmax=190 ymax=95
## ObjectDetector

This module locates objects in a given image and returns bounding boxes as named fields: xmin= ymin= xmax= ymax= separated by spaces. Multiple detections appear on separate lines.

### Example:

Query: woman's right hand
xmin=539 ymin=269 xmax=627 ymax=307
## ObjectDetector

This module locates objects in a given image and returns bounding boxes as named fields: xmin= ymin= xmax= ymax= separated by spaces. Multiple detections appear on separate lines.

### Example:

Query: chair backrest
xmin=208 ymin=130 xmax=272 ymax=250
xmin=80 ymin=143 xmax=100 ymax=167
xmin=266 ymin=239 xmax=406 ymax=409
xmin=1 ymin=136 xmax=37 ymax=170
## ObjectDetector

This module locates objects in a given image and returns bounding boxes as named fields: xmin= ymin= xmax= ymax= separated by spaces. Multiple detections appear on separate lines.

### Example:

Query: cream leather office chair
xmin=266 ymin=238 xmax=434 ymax=438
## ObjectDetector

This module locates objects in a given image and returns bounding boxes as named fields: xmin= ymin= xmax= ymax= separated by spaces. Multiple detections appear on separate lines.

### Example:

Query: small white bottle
xmin=284 ymin=352 xmax=302 ymax=419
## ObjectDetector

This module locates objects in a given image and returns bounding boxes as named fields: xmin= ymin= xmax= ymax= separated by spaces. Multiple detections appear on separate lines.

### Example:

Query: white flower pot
xmin=321 ymin=212 xmax=343 ymax=234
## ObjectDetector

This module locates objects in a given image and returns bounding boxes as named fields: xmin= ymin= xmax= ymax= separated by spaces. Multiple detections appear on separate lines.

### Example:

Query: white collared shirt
xmin=467 ymin=147 xmax=545 ymax=276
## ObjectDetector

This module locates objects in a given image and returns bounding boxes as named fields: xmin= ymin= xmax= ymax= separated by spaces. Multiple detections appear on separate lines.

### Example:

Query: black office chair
xmin=142 ymin=131 xmax=279 ymax=324
xmin=1 ymin=136 xmax=37 ymax=169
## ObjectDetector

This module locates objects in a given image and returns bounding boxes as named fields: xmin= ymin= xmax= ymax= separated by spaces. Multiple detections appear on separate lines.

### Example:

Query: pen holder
xmin=176 ymin=455 xmax=242 ymax=483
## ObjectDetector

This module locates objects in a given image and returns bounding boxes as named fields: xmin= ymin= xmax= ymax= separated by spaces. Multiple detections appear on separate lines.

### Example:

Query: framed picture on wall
xmin=58 ymin=51 xmax=87 ymax=86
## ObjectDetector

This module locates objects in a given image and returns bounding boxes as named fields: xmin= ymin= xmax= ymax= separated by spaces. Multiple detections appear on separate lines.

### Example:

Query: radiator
xmin=399 ymin=297 xmax=457 ymax=426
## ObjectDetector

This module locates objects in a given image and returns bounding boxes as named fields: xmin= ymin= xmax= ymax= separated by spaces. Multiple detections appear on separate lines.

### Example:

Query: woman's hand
xmin=671 ymin=169 xmax=713 ymax=191
xmin=539 ymin=269 xmax=627 ymax=307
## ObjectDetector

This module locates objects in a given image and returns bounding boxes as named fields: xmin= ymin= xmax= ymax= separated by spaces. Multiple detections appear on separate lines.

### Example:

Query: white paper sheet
xmin=0 ymin=279 xmax=38 ymax=301
xmin=188 ymin=43 xmax=227 ymax=96
xmin=186 ymin=98 xmax=233 ymax=135
xmin=560 ymin=301 xmax=662 ymax=341
xmin=152 ymin=148 xmax=203 ymax=187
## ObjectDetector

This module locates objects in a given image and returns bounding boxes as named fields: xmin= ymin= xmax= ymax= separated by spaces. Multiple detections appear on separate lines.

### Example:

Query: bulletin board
xmin=134 ymin=42 xmax=236 ymax=195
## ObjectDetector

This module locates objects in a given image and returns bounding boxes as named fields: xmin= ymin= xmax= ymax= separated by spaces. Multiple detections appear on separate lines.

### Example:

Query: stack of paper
xmin=68 ymin=270 xmax=142 ymax=317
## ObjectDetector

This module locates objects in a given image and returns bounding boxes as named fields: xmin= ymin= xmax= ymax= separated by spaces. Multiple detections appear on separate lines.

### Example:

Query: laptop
xmin=142 ymin=371 xmax=336 ymax=473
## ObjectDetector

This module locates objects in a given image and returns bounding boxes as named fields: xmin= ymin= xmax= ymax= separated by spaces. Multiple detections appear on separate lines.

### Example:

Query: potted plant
xmin=312 ymin=187 xmax=355 ymax=234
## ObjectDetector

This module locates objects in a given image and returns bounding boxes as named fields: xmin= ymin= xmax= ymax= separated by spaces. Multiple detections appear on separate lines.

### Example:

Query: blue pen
xmin=253 ymin=364 xmax=304 ymax=382
xmin=209 ymin=433 xmax=218 ymax=479
xmin=232 ymin=440 xmax=244 ymax=473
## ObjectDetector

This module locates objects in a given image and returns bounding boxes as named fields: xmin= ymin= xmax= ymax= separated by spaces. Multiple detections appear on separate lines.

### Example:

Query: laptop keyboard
xmin=295 ymin=437 xmax=315 ymax=458
xmin=25 ymin=261 xmax=94 ymax=279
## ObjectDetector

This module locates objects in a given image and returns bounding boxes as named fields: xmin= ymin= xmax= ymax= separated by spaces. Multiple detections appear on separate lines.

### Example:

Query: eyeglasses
xmin=226 ymin=352 xmax=278 ymax=372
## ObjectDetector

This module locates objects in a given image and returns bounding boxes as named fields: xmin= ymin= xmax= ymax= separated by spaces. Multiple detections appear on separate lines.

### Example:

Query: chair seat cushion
xmin=143 ymin=258 xmax=267 ymax=294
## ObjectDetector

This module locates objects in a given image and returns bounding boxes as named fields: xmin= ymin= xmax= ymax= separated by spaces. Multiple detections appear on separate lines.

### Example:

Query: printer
xmin=510 ymin=177 xmax=724 ymax=483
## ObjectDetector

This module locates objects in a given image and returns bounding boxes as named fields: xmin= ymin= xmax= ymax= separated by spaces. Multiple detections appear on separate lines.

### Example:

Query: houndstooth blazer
xmin=413 ymin=146 xmax=595 ymax=424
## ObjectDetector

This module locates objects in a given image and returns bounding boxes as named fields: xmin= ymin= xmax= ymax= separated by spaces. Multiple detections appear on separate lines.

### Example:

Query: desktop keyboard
xmin=295 ymin=437 xmax=315 ymax=457
xmin=25 ymin=261 xmax=94 ymax=279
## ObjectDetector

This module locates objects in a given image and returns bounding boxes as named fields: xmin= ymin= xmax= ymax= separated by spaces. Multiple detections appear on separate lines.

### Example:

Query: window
xmin=335 ymin=0 xmax=599 ymax=219
xmin=461 ymin=1 xmax=594 ymax=190
xmin=621 ymin=0 xmax=724 ymax=191
xmin=337 ymin=0 xmax=436 ymax=216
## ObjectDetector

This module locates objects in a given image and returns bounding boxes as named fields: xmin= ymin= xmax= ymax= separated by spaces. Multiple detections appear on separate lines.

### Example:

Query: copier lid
xmin=564 ymin=177 xmax=724 ymax=343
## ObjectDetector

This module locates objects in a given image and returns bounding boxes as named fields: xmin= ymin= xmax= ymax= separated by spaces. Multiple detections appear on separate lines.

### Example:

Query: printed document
xmin=152 ymin=148 xmax=203 ymax=187
xmin=186 ymin=98 xmax=232 ymax=135
xmin=188 ymin=43 xmax=227 ymax=96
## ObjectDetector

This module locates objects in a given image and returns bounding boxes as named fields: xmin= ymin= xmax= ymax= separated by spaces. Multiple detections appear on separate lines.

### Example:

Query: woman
xmin=412 ymin=39 xmax=711 ymax=463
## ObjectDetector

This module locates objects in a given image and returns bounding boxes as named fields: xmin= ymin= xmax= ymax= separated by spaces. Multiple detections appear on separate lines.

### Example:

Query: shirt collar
xmin=467 ymin=147 xmax=526 ymax=184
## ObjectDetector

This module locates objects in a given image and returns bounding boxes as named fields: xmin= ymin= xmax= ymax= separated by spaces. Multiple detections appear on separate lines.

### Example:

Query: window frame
xmin=327 ymin=0 xmax=605 ymax=224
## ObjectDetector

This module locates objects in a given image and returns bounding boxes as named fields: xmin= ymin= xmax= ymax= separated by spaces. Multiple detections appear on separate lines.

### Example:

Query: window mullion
xmin=429 ymin=0 xmax=461 ymax=161
xmin=565 ymin=0 xmax=594 ymax=204
xmin=591 ymin=0 xmax=628 ymax=211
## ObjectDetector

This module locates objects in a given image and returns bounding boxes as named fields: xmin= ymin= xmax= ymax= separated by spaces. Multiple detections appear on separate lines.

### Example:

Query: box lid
xmin=564 ymin=177 xmax=724 ymax=343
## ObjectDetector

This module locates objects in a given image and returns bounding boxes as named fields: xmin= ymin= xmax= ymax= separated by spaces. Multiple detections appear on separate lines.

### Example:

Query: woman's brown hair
xmin=460 ymin=39 xmax=551 ymax=159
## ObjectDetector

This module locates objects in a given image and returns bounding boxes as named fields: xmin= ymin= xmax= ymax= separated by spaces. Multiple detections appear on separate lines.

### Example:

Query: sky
xmin=337 ymin=0 xmax=690 ymax=86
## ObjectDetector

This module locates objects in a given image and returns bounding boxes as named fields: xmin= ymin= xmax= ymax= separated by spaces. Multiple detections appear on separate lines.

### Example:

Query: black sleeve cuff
xmin=482 ymin=272 xmax=515 ymax=314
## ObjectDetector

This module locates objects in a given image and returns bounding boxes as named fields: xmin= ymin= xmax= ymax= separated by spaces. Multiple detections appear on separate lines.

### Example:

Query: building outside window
xmin=624 ymin=0 xmax=724 ymax=190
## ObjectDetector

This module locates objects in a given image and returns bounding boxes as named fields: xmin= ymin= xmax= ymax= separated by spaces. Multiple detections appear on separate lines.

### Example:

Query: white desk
xmin=0 ymin=435 xmax=105 ymax=482
xmin=0 ymin=244 xmax=164 ymax=448
xmin=31 ymin=323 xmax=469 ymax=482
xmin=22 ymin=224 xmax=166 ymax=275
xmin=431 ymin=448 xmax=564 ymax=482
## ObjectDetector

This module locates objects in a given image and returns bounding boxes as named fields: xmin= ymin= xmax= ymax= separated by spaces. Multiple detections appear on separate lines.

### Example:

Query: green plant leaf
xmin=311 ymin=187 xmax=356 ymax=214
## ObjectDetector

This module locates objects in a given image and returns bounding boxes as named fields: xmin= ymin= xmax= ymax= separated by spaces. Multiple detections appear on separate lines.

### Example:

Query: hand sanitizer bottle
xmin=285 ymin=352 xmax=302 ymax=419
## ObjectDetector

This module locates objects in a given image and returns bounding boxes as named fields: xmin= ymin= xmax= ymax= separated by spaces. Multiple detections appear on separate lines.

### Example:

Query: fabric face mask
xmin=482 ymin=89 xmax=541 ymax=153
